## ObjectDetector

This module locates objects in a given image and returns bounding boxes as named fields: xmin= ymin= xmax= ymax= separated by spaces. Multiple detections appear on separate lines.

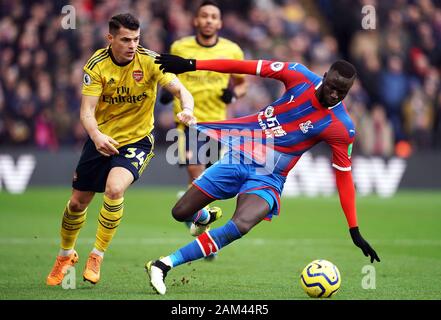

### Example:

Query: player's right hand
xmin=177 ymin=109 xmax=197 ymax=126
xmin=91 ymin=132 xmax=119 ymax=157
xmin=350 ymin=227 xmax=380 ymax=263
xmin=155 ymin=54 xmax=196 ymax=74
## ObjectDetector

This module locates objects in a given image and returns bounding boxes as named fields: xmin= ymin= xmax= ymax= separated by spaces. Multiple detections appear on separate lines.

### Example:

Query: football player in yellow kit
xmin=46 ymin=13 xmax=196 ymax=286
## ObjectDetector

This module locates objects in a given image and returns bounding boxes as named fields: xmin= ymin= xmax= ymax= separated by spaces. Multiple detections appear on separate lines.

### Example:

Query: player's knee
xmin=104 ymin=184 xmax=125 ymax=200
xmin=171 ymin=203 xmax=188 ymax=222
xmin=69 ymin=198 xmax=89 ymax=212
xmin=231 ymin=217 xmax=252 ymax=235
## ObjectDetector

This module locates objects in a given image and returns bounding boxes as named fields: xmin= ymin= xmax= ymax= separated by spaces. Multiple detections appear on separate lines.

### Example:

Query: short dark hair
xmin=109 ymin=13 xmax=140 ymax=35
xmin=197 ymin=0 xmax=222 ymax=14
xmin=329 ymin=60 xmax=357 ymax=79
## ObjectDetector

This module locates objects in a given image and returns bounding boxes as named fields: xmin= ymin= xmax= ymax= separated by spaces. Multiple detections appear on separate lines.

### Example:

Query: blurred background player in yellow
xmin=46 ymin=13 xmax=196 ymax=286
xmin=160 ymin=1 xmax=248 ymax=250
xmin=162 ymin=0 xmax=247 ymax=184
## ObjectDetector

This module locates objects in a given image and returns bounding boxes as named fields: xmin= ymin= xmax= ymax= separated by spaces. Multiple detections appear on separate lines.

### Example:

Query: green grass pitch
xmin=1 ymin=187 xmax=440 ymax=300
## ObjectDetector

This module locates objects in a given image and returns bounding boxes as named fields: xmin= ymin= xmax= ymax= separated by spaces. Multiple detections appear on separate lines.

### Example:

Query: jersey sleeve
xmin=257 ymin=60 xmax=309 ymax=89
xmin=82 ymin=65 xmax=103 ymax=97
xmin=329 ymin=137 xmax=355 ymax=172
xmin=154 ymin=61 xmax=176 ymax=87
xmin=329 ymin=131 xmax=358 ymax=227
xmin=326 ymin=106 xmax=356 ymax=171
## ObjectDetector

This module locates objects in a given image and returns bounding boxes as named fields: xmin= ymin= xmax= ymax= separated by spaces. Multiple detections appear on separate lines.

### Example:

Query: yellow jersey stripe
xmin=86 ymin=52 xmax=109 ymax=70
xmin=85 ymin=49 xmax=107 ymax=68
xmin=136 ymin=50 xmax=156 ymax=58
xmin=89 ymin=53 xmax=110 ymax=70
xmin=136 ymin=46 xmax=158 ymax=58
xmin=86 ymin=49 xmax=108 ymax=69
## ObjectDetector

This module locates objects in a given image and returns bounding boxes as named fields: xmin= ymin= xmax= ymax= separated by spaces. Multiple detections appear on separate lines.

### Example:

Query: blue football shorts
xmin=193 ymin=154 xmax=286 ymax=221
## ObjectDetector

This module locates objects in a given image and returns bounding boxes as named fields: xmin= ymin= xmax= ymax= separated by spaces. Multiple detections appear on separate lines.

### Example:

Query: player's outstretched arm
xmin=335 ymin=169 xmax=380 ymax=263
xmin=155 ymin=53 xmax=260 ymax=76
xmin=163 ymin=78 xmax=196 ymax=126
xmin=80 ymin=95 xmax=119 ymax=156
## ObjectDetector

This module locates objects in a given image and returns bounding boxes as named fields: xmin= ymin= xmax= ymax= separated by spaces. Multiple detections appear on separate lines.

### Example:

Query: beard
xmin=199 ymin=29 xmax=216 ymax=39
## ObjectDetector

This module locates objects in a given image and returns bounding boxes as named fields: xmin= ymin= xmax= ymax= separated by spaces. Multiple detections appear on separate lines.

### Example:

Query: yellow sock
xmin=94 ymin=195 xmax=124 ymax=252
xmin=60 ymin=201 xmax=87 ymax=250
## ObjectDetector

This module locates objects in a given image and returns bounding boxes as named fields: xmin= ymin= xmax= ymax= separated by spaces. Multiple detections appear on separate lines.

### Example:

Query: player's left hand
xmin=155 ymin=54 xmax=196 ymax=74
xmin=220 ymin=88 xmax=237 ymax=104
xmin=350 ymin=227 xmax=380 ymax=263
xmin=177 ymin=108 xmax=197 ymax=126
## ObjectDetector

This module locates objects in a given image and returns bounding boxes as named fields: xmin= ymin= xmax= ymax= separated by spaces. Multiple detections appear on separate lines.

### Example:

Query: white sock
xmin=92 ymin=247 xmax=104 ymax=257
xmin=160 ymin=256 xmax=173 ymax=268
xmin=58 ymin=248 xmax=74 ymax=256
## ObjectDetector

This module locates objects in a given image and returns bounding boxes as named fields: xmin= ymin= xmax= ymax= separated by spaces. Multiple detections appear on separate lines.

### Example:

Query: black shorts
xmin=72 ymin=134 xmax=154 ymax=192
xmin=176 ymin=123 xmax=222 ymax=166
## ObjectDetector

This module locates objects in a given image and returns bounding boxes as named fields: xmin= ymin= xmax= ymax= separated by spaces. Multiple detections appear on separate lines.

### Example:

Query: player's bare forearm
xmin=80 ymin=95 xmax=101 ymax=139
xmin=80 ymin=95 xmax=119 ymax=156
xmin=164 ymin=78 xmax=196 ymax=125
xmin=164 ymin=78 xmax=194 ymax=112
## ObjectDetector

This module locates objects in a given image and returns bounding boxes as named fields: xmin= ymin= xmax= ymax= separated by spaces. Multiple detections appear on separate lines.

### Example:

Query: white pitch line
xmin=0 ymin=238 xmax=441 ymax=246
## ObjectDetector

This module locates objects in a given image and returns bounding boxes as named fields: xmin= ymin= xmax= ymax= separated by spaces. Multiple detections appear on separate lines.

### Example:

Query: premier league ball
xmin=300 ymin=259 xmax=341 ymax=298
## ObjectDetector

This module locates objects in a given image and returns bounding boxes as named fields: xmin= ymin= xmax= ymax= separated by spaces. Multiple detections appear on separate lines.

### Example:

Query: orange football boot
xmin=46 ymin=250 xmax=79 ymax=286
xmin=83 ymin=253 xmax=103 ymax=284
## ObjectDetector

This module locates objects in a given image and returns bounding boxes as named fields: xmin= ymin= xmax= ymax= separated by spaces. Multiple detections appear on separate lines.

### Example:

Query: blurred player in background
xmin=46 ymin=13 xmax=196 ymax=286
xmin=166 ymin=0 xmax=247 ymax=182
xmin=160 ymin=0 xmax=247 ymax=257
xmin=145 ymin=53 xmax=380 ymax=295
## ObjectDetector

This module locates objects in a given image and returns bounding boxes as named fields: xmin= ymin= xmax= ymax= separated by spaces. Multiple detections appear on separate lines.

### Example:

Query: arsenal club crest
xmin=132 ymin=70 xmax=143 ymax=82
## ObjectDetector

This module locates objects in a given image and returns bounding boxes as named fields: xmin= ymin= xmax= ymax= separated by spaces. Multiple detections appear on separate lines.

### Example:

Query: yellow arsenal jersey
xmin=82 ymin=45 xmax=175 ymax=147
xmin=170 ymin=36 xmax=244 ymax=122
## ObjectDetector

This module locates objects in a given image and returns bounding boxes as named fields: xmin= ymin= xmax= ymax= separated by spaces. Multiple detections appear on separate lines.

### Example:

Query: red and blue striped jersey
xmin=196 ymin=60 xmax=356 ymax=176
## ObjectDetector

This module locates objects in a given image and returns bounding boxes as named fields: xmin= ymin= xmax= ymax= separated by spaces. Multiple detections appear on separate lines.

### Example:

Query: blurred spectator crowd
xmin=0 ymin=0 xmax=440 ymax=157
